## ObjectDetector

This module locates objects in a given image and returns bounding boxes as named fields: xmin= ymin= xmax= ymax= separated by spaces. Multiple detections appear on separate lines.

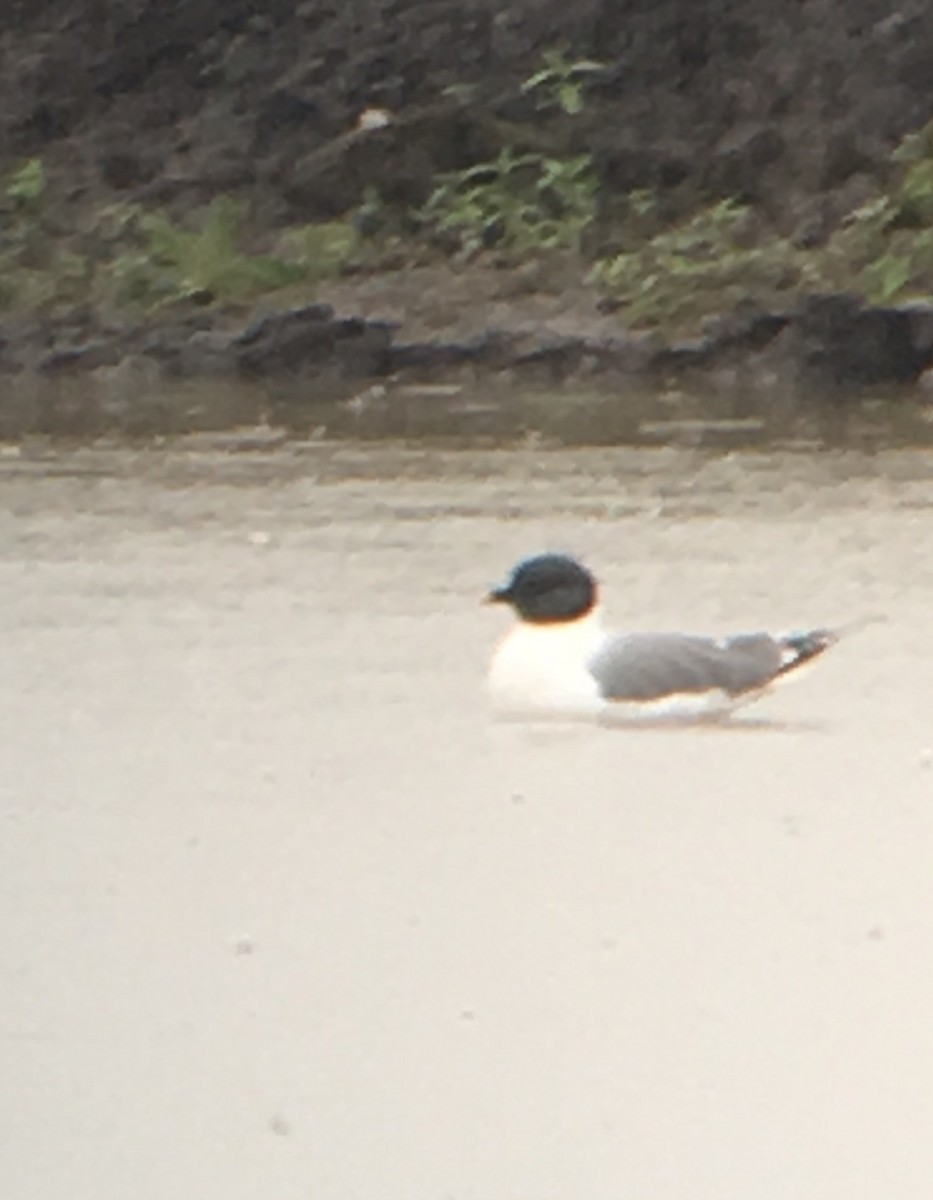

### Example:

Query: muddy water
xmin=2 ymin=439 xmax=933 ymax=1200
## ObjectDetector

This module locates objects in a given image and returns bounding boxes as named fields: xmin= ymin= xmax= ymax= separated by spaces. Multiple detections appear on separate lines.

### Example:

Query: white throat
xmin=487 ymin=606 xmax=607 ymax=716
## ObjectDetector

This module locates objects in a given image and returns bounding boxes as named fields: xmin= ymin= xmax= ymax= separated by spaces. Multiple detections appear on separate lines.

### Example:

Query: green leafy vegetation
xmin=521 ymin=47 xmax=606 ymax=116
xmin=593 ymin=196 xmax=806 ymax=328
xmin=5 ymin=158 xmax=46 ymax=208
xmin=421 ymin=148 xmax=597 ymax=258
xmin=813 ymin=127 xmax=933 ymax=303
xmin=417 ymin=49 xmax=603 ymax=260
xmin=593 ymin=119 xmax=933 ymax=329
xmin=278 ymin=220 xmax=360 ymax=278
xmin=0 ymin=169 xmax=359 ymax=314
xmin=105 ymin=197 xmax=306 ymax=308
xmin=0 ymin=158 xmax=82 ymax=309
xmin=6 ymin=108 xmax=933 ymax=331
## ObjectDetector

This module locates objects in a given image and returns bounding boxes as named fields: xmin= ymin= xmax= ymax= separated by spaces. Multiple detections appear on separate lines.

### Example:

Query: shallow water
xmin=2 ymin=439 xmax=933 ymax=1200
xmin=7 ymin=370 xmax=933 ymax=449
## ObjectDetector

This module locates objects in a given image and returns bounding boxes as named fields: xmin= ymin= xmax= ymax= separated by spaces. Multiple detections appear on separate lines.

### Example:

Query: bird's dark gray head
xmin=486 ymin=553 xmax=598 ymax=623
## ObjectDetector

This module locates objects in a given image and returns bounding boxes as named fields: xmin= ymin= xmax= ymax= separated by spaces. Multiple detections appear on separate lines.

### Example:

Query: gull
xmin=486 ymin=553 xmax=839 ymax=721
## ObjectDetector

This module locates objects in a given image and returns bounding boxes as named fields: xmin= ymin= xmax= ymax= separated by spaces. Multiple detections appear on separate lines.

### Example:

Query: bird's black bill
xmin=484 ymin=586 xmax=510 ymax=605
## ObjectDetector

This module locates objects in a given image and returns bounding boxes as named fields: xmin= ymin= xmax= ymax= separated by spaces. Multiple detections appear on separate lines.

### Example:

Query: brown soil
xmin=320 ymin=259 xmax=621 ymax=343
xmin=2 ymin=0 xmax=933 ymax=236
xmin=4 ymin=1 xmax=933 ymax=426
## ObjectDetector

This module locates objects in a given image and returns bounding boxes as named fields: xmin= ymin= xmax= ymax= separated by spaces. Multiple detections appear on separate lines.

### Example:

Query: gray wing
xmin=589 ymin=631 xmax=785 ymax=702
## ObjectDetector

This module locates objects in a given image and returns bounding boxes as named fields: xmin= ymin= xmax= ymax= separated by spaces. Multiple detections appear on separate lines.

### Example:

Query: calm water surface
xmin=2 ymin=434 xmax=933 ymax=1199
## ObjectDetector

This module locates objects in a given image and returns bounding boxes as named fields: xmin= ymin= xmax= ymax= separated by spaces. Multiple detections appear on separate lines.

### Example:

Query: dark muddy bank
xmin=3 ymin=285 xmax=933 ymax=434
xmin=4 ymin=1 xmax=933 ymax=434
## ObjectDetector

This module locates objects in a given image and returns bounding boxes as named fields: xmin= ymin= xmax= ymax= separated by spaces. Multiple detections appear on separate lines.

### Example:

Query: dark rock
xmin=773 ymin=293 xmax=933 ymax=389
xmin=175 ymin=330 xmax=239 ymax=377
xmin=4 ymin=285 xmax=933 ymax=427
xmin=389 ymin=339 xmax=484 ymax=371
xmin=237 ymin=303 xmax=335 ymax=347
xmin=38 ymin=341 xmax=123 ymax=374
xmin=635 ymin=295 xmax=933 ymax=393
xmin=235 ymin=304 xmax=394 ymax=377
xmin=388 ymin=330 xmax=565 ymax=373
xmin=701 ymin=305 xmax=791 ymax=350
xmin=900 ymin=301 xmax=933 ymax=360
xmin=390 ymin=327 xmax=657 ymax=379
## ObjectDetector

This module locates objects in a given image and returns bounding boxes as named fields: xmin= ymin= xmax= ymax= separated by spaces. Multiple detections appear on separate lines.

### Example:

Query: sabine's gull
xmin=486 ymin=553 xmax=839 ymax=720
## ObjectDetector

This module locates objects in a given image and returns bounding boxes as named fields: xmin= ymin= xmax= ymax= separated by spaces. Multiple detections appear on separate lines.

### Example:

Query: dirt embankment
xmin=2 ymin=0 xmax=933 ymax=421
xmin=3 ymin=0 xmax=932 ymax=231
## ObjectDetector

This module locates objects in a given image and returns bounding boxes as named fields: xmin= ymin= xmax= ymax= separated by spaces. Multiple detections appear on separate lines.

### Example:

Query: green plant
xmin=279 ymin=219 xmax=359 ymax=278
xmin=0 ymin=187 xmax=365 ymax=314
xmin=522 ymin=47 xmax=605 ymax=116
xmin=105 ymin=197 xmax=307 ymax=308
xmin=4 ymin=158 xmax=46 ymax=208
xmin=145 ymin=196 xmax=305 ymax=300
xmin=594 ymin=197 xmax=805 ymax=330
xmin=811 ymin=123 xmax=933 ymax=303
xmin=890 ymin=122 xmax=933 ymax=225
xmin=811 ymin=197 xmax=896 ymax=298
xmin=422 ymin=148 xmax=597 ymax=258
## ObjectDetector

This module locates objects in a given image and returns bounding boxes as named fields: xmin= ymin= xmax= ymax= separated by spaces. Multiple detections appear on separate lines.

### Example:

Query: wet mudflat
xmin=2 ymin=437 xmax=933 ymax=1199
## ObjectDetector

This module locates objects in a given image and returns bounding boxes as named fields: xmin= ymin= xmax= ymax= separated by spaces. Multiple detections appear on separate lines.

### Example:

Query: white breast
xmin=486 ymin=611 xmax=606 ymax=716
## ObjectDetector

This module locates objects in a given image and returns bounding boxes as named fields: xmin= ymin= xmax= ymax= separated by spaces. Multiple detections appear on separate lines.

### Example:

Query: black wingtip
xmin=777 ymin=628 xmax=839 ymax=676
